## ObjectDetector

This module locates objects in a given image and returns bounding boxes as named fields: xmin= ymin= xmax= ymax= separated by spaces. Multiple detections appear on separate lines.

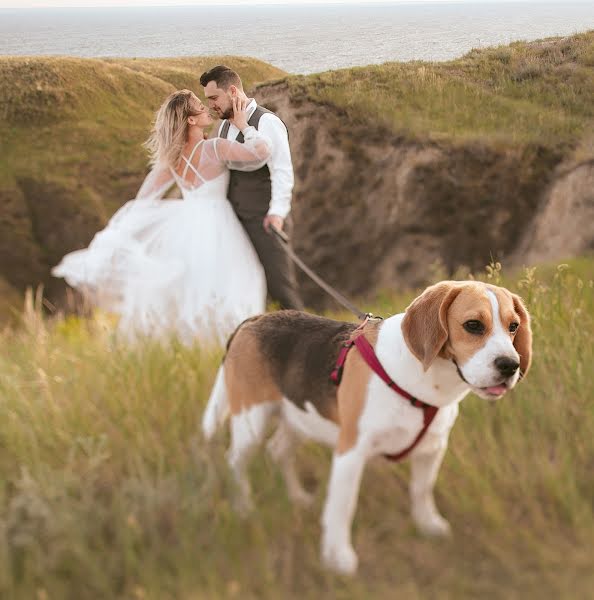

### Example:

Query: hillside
xmin=1 ymin=32 xmax=593 ymax=317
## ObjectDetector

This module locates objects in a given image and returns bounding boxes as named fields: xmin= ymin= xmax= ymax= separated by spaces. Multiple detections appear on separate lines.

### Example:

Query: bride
xmin=52 ymin=89 xmax=270 ymax=345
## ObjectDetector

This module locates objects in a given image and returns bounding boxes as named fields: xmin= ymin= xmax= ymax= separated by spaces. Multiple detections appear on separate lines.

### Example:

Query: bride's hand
xmin=228 ymin=96 xmax=249 ymax=131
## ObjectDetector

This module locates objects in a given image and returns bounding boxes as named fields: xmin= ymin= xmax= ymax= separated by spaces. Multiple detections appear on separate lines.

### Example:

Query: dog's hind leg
xmin=409 ymin=442 xmax=451 ymax=537
xmin=227 ymin=402 xmax=276 ymax=516
xmin=267 ymin=419 xmax=314 ymax=508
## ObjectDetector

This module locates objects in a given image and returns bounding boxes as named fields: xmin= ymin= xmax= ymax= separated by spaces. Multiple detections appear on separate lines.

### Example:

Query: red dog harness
xmin=331 ymin=333 xmax=439 ymax=462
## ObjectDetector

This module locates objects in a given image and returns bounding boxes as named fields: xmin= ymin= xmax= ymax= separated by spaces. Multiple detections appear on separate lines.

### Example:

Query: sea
xmin=0 ymin=2 xmax=593 ymax=74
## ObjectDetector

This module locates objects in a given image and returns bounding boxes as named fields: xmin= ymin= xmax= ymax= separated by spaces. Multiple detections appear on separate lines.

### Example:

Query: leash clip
xmin=364 ymin=312 xmax=383 ymax=321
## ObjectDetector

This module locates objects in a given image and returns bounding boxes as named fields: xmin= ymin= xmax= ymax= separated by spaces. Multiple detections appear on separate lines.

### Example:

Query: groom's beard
xmin=220 ymin=107 xmax=234 ymax=120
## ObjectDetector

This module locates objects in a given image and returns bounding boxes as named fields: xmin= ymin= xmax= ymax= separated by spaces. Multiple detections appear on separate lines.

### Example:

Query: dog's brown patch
xmin=402 ymin=281 xmax=463 ymax=370
xmin=250 ymin=310 xmax=360 ymax=422
xmin=224 ymin=324 xmax=283 ymax=415
xmin=444 ymin=285 xmax=493 ymax=365
xmin=336 ymin=326 xmax=379 ymax=454
xmin=224 ymin=311 xmax=383 ymax=453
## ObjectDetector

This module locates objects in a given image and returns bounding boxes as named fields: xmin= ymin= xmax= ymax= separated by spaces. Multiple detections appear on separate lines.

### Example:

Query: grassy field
xmin=1 ymin=257 xmax=593 ymax=599
xmin=0 ymin=54 xmax=285 ymax=194
xmin=290 ymin=30 xmax=594 ymax=150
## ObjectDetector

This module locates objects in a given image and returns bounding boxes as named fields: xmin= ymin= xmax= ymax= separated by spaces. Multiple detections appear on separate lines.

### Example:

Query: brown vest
xmin=220 ymin=105 xmax=286 ymax=220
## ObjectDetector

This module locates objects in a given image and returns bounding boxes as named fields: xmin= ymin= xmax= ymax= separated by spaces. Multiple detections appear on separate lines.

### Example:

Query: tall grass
xmin=291 ymin=31 xmax=594 ymax=146
xmin=1 ymin=259 xmax=593 ymax=599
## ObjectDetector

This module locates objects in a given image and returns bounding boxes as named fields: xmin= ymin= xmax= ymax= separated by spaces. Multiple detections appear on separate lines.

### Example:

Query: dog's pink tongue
xmin=485 ymin=385 xmax=507 ymax=396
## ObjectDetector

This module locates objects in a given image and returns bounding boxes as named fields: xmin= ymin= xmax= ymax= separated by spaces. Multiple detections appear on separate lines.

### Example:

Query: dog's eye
xmin=463 ymin=320 xmax=485 ymax=334
xmin=509 ymin=322 xmax=519 ymax=333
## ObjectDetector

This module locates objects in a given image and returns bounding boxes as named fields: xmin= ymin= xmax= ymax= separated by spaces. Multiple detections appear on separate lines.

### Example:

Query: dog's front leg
xmin=321 ymin=447 xmax=367 ymax=575
xmin=409 ymin=442 xmax=451 ymax=537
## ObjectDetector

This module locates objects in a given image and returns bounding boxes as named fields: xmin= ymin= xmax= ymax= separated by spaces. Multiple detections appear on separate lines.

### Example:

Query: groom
xmin=200 ymin=65 xmax=304 ymax=311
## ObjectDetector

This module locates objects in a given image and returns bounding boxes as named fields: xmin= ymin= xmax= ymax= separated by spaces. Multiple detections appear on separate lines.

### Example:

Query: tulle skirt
xmin=52 ymin=196 xmax=267 ymax=346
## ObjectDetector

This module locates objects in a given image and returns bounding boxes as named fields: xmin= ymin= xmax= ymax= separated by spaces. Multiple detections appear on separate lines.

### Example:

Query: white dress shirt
xmin=218 ymin=99 xmax=294 ymax=219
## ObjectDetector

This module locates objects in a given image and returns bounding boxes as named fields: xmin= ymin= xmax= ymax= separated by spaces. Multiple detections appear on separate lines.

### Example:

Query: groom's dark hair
xmin=199 ymin=66 xmax=243 ymax=91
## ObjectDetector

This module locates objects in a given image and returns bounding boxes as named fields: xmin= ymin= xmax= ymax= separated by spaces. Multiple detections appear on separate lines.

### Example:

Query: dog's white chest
xmin=360 ymin=382 xmax=460 ymax=457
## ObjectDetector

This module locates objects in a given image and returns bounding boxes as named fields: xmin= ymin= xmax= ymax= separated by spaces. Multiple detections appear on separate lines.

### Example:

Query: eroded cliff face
xmin=254 ymin=80 xmax=589 ymax=307
xmin=513 ymin=160 xmax=594 ymax=266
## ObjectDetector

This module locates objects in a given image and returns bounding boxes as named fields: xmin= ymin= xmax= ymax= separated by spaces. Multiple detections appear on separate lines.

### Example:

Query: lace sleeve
xmin=214 ymin=126 xmax=272 ymax=171
xmin=134 ymin=163 xmax=175 ymax=202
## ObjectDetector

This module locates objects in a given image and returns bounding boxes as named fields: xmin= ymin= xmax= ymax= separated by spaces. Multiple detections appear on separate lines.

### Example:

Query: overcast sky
xmin=1 ymin=0 xmax=577 ymax=8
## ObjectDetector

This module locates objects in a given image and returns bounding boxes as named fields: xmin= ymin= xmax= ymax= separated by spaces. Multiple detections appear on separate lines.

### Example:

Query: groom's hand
xmin=229 ymin=96 xmax=249 ymax=131
xmin=263 ymin=214 xmax=284 ymax=235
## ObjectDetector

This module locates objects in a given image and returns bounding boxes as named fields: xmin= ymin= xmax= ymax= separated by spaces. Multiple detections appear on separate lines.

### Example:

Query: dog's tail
xmin=202 ymin=365 xmax=229 ymax=440
xmin=203 ymin=316 xmax=263 ymax=440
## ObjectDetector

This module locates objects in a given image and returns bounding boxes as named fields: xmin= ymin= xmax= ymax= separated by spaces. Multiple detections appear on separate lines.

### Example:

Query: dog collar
xmin=331 ymin=332 xmax=439 ymax=462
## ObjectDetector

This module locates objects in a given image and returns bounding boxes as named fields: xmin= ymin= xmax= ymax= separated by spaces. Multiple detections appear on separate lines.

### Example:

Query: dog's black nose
xmin=494 ymin=356 xmax=520 ymax=377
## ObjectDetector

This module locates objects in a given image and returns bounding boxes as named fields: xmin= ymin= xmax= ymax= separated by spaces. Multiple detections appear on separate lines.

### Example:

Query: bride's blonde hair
xmin=145 ymin=89 xmax=201 ymax=167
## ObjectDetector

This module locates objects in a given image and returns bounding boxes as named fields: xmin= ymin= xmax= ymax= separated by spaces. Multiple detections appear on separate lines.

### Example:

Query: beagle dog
xmin=202 ymin=280 xmax=532 ymax=575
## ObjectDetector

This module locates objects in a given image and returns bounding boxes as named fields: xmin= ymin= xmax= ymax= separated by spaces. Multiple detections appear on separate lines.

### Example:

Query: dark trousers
xmin=240 ymin=216 xmax=304 ymax=311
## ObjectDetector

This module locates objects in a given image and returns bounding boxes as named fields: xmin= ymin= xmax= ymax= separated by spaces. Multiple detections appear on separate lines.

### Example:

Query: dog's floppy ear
xmin=511 ymin=293 xmax=532 ymax=378
xmin=402 ymin=281 xmax=462 ymax=371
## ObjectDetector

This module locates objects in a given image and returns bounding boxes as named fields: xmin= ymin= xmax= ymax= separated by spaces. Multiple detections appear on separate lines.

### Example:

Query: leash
xmin=270 ymin=225 xmax=371 ymax=321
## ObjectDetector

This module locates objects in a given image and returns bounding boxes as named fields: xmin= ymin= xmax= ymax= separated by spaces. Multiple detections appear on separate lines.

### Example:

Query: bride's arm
xmin=134 ymin=163 xmax=175 ymax=202
xmin=213 ymin=127 xmax=272 ymax=172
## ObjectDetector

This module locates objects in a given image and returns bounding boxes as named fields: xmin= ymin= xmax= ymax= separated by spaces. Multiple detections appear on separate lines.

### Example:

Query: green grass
xmin=290 ymin=31 xmax=594 ymax=148
xmin=0 ymin=54 xmax=285 ymax=196
xmin=108 ymin=56 xmax=286 ymax=92
xmin=1 ymin=258 xmax=593 ymax=599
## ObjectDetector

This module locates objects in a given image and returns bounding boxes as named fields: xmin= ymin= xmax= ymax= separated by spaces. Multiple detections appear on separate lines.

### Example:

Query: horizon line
xmin=2 ymin=0 xmax=585 ymax=9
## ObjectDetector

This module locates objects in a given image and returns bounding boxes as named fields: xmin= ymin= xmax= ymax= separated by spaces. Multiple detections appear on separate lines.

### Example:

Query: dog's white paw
xmin=414 ymin=512 xmax=452 ymax=537
xmin=321 ymin=541 xmax=359 ymax=575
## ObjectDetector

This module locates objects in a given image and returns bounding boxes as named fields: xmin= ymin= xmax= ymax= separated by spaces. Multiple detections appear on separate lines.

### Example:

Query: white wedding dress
xmin=52 ymin=128 xmax=270 ymax=346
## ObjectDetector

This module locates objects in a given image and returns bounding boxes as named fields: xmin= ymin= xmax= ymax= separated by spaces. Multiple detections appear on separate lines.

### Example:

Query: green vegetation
xmin=0 ymin=55 xmax=284 ymax=191
xmin=1 ymin=258 xmax=593 ymax=599
xmin=292 ymin=31 xmax=594 ymax=148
